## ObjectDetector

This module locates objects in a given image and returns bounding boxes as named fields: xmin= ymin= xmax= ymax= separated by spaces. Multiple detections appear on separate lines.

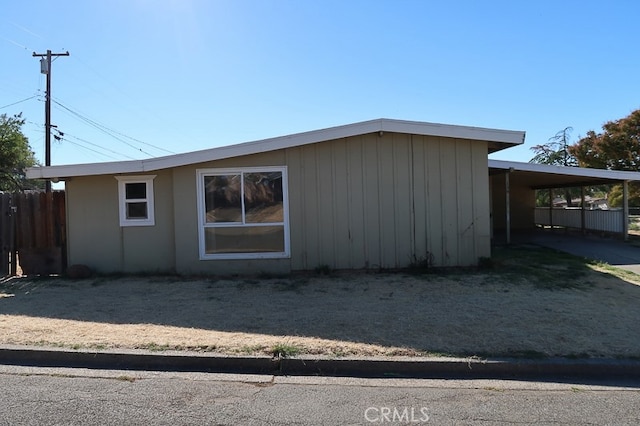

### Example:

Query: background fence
xmin=534 ymin=207 xmax=624 ymax=234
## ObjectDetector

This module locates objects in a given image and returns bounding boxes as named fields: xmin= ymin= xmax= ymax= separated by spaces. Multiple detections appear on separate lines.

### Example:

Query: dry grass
xmin=1 ymin=246 xmax=640 ymax=359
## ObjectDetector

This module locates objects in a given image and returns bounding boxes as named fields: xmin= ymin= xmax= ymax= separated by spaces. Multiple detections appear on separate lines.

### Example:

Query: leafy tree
xmin=606 ymin=184 xmax=640 ymax=208
xmin=569 ymin=109 xmax=640 ymax=170
xmin=0 ymin=113 xmax=41 ymax=191
xmin=568 ymin=109 xmax=640 ymax=206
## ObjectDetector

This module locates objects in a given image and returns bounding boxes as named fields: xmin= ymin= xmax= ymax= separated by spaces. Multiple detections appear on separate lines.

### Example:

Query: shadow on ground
xmin=1 ymin=246 xmax=640 ymax=363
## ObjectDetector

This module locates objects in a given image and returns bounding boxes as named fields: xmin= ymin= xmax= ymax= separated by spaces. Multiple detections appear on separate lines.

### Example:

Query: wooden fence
xmin=0 ymin=191 xmax=66 ymax=276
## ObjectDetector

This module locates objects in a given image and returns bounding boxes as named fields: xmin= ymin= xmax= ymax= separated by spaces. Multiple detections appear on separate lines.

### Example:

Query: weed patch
xmin=141 ymin=342 xmax=172 ymax=352
xmin=271 ymin=343 xmax=301 ymax=358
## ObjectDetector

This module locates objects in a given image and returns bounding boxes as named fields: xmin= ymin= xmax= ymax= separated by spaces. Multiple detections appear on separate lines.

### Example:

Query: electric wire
xmin=68 ymin=53 xmax=182 ymax=147
xmin=51 ymin=99 xmax=175 ymax=156
xmin=62 ymin=139 xmax=122 ymax=161
xmin=2 ymin=25 xmax=134 ymax=162
xmin=27 ymin=120 xmax=139 ymax=161
xmin=51 ymin=100 xmax=154 ymax=157
xmin=0 ymin=96 xmax=37 ymax=110
xmin=62 ymin=132 xmax=137 ymax=160
xmin=4 ymin=27 xmax=178 ymax=162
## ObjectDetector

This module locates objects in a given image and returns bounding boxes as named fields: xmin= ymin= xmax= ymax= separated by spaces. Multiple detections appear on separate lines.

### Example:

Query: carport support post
xmin=548 ymin=188 xmax=553 ymax=229
xmin=505 ymin=169 xmax=511 ymax=244
xmin=581 ymin=186 xmax=586 ymax=234
xmin=623 ymin=180 xmax=629 ymax=241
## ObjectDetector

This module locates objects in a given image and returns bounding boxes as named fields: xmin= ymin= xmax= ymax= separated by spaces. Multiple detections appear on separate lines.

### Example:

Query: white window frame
xmin=196 ymin=166 xmax=290 ymax=260
xmin=115 ymin=175 xmax=156 ymax=227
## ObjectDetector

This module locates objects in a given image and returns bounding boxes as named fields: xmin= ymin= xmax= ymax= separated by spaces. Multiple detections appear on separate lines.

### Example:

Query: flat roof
xmin=489 ymin=159 xmax=640 ymax=188
xmin=27 ymin=118 xmax=525 ymax=179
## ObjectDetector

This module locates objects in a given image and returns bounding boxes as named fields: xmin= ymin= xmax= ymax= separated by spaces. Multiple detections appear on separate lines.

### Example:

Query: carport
xmin=489 ymin=159 xmax=640 ymax=244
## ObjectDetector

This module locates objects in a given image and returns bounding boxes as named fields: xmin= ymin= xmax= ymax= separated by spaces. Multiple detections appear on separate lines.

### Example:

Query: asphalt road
xmin=0 ymin=365 xmax=639 ymax=425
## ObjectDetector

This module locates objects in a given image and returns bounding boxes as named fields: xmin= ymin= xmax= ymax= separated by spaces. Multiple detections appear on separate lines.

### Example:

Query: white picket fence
xmin=534 ymin=207 xmax=624 ymax=233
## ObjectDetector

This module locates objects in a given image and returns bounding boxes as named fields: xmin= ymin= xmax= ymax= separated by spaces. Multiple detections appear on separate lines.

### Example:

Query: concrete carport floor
xmin=510 ymin=228 xmax=640 ymax=275
xmin=489 ymin=159 xmax=640 ymax=274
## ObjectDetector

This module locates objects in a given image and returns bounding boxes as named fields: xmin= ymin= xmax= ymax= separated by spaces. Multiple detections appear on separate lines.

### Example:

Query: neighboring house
xmin=27 ymin=119 xmax=524 ymax=274
xmin=552 ymin=196 xmax=609 ymax=210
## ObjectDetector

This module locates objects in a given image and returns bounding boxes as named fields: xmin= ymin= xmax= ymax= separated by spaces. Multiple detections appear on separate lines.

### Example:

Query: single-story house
xmin=26 ymin=118 xmax=640 ymax=275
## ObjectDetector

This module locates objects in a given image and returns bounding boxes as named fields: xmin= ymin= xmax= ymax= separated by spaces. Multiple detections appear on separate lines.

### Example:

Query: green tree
xmin=568 ymin=109 xmax=640 ymax=206
xmin=0 ymin=113 xmax=41 ymax=191
xmin=600 ymin=182 xmax=640 ymax=208
xmin=569 ymin=109 xmax=640 ymax=171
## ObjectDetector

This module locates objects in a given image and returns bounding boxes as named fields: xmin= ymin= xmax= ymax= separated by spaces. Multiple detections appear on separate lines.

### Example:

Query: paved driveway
xmin=515 ymin=229 xmax=640 ymax=274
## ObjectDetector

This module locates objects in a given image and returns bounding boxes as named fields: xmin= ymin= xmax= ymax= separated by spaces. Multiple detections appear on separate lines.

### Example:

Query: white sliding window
xmin=196 ymin=167 xmax=290 ymax=259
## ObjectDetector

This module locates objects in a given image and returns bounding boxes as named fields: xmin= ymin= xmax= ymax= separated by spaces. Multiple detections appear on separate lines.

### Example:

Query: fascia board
xmin=144 ymin=119 xmax=385 ymax=171
xmin=381 ymin=119 xmax=525 ymax=145
xmin=27 ymin=119 xmax=526 ymax=179
xmin=26 ymin=160 xmax=145 ymax=179
xmin=489 ymin=159 xmax=640 ymax=181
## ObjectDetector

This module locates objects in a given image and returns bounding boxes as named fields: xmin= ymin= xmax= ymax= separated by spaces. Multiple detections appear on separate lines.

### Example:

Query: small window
xmin=196 ymin=167 xmax=289 ymax=259
xmin=116 ymin=175 xmax=156 ymax=227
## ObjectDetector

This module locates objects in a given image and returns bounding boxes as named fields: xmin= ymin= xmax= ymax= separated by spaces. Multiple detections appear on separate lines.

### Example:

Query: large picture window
xmin=196 ymin=167 xmax=290 ymax=259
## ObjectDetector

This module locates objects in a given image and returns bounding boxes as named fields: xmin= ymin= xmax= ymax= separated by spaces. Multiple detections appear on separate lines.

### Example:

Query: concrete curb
xmin=280 ymin=357 xmax=640 ymax=379
xmin=2 ymin=347 xmax=640 ymax=379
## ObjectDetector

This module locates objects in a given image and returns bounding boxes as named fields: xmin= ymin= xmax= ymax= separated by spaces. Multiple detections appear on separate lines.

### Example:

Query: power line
xmin=52 ymin=100 xmax=153 ymax=156
xmin=68 ymin=53 xmax=182 ymax=148
xmin=61 ymin=131 xmax=138 ymax=160
xmin=0 ymin=36 xmax=30 ymax=51
xmin=8 ymin=33 xmax=178 ymax=158
xmin=93 ymin=122 xmax=176 ymax=155
xmin=29 ymin=122 xmax=141 ymax=161
xmin=62 ymin=138 xmax=122 ymax=161
xmin=51 ymin=99 xmax=175 ymax=156
xmin=0 ymin=96 xmax=37 ymax=110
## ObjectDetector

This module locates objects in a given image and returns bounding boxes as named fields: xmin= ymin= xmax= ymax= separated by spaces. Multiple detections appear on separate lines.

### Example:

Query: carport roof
xmin=489 ymin=159 xmax=640 ymax=189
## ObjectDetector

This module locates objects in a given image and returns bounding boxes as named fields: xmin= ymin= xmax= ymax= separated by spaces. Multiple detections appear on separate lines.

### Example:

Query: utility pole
xmin=32 ymin=50 xmax=69 ymax=192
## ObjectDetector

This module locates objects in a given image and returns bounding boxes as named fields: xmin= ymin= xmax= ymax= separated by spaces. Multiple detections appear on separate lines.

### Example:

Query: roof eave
xmin=27 ymin=118 xmax=526 ymax=180
xmin=489 ymin=159 xmax=640 ymax=181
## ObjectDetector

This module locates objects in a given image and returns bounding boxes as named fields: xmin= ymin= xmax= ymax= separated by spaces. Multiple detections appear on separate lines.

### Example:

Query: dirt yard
xmin=1 ymin=246 xmax=640 ymax=359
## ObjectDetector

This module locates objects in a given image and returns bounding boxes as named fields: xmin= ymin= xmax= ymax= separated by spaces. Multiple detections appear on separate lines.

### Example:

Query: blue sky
xmin=1 ymin=0 xmax=639 ymax=167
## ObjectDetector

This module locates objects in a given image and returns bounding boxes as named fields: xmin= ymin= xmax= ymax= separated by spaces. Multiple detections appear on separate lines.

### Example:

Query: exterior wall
xmin=285 ymin=133 xmax=490 ymax=269
xmin=490 ymin=173 xmax=536 ymax=231
xmin=172 ymin=151 xmax=292 ymax=275
xmin=66 ymin=132 xmax=492 ymax=274
xmin=66 ymin=170 xmax=176 ymax=273
xmin=172 ymin=132 xmax=490 ymax=273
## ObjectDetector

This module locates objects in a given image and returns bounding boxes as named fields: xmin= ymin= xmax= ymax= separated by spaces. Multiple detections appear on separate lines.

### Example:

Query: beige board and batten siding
xmin=285 ymin=132 xmax=490 ymax=270
xmin=66 ymin=132 xmax=490 ymax=274
xmin=65 ymin=170 xmax=176 ymax=273
xmin=172 ymin=150 xmax=292 ymax=275
xmin=172 ymin=132 xmax=489 ymax=274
